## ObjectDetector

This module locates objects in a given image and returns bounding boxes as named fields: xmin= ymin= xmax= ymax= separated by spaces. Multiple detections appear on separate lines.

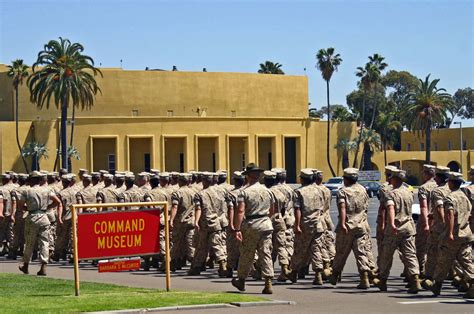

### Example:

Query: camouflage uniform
xmin=316 ymin=183 xmax=335 ymax=266
xmin=118 ymin=185 xmax=144 ymax=210
xmin=54 ymin=186 xmax=76 ymax=259
xmin=290 ymin=183 xmax=325 ymax=274
xmin=379 ymin=185 xmax=419 ymax=280
xmin=225 ymin=185 xmax=243 ymax=270
xmin=332 ymin=181 xmax=372 ymax=275
xmin=212 ymin=184 xmax=230 ymax=265
xmin=416 ymin=178 xmax=437 ymax=275
xmin=10 ymin=183 xmax=29 ymax=256
xmin=270 ymin=185 xmax=290 ymax=267
xmin=0 ymin=182 xmax=15 ymax=254
xmin=170 ymin=185 xmax=196 ymax=263
xmin=275 ymin=183 xmax=295 ymax=261
xmin=96 ymin=184 xmax=120 ymax=211
xmin=76 ymin=183 xmax=100 ymax=213
xmin=236 ymin=182 xmax=274 ymax=279
xmin=376 ymin=182 xmax=392 ymax=270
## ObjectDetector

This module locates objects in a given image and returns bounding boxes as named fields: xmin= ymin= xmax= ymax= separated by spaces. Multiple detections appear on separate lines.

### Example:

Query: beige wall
xmin=401 ymin=127 xmax=473 ymax=151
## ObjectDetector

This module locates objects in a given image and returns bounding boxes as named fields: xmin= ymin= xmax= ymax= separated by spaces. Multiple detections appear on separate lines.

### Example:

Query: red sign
xmin=77 ymin=209 xmax=160 ymax=260
xmin=98 ymin=258 xmax=141 ymax=273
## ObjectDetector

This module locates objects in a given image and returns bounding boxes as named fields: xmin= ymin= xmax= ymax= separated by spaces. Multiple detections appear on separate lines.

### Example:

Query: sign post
xmin=71 ymin=202 xmax=169 ymax=297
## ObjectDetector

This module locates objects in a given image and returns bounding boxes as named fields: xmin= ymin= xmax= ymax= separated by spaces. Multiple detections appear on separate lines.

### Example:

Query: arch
xmin=447 ymin=160 xmax=460 ymax=172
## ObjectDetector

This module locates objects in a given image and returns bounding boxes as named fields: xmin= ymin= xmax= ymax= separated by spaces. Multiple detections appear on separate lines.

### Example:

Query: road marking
xmin=399 ymin=299 xmax=473 ymax=304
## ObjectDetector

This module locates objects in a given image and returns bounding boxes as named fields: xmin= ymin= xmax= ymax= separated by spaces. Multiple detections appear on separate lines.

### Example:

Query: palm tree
xmin=402 ymin=74 xmax=451 ymax=163
xmin=335 ymin=139 xmax=356 ymax=169
xmin=357 ymin=128 xmax=382 ymax=170
xmin=21 ymin=141 xmax=48 ymax=171
xmin=27 ymin=37 xmax=102 ymax=171
xmin=258 ymin=61 xmax=285 ymax=74
xmin=367 ymin=54 xmax=388 ymax=128
xmin=316 ymin=47 xmax=343 ymax=177
xmin=7 ymin=60 xmax=29 ymax=172
xmin=352 ymin=62 xmax=378 ymax=167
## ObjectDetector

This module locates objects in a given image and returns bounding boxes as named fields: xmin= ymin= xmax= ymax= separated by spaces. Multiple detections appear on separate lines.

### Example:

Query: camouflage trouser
xmin=424 ymin=231 xmax=441 ymax=279
xmin=376 ymin=228 xmax=384 ymax=271
xmin=364 ymin=225 xmax=377 ymax=270
xmin=46 ymin=210 xmax=57 ymax=253
xmin=227 ymin=229 xmax=240 ymax=269
xmin=0 ymin=216 xmax=14 ymax=251
xmin=11 ymin=215 xmax=25 ymax=253
xmin=192 ymin=228 xmax=226 ymax=268
xmin=54 ymin=219 xmax=72 ymax=257
xmin=434 ymin=239 xmax=473 ymax=283
xmin=332 ymin=229 xmax=372 ymax=273
xmin=322 ymin=230 xmax=336 ymax=263
xmin=171 ymin=223 xmax=195 ymax=262
xmin=272 ymin=226 xmax=289 ymax=266
xmin=379 ymin=234 xmax=419 ymax=279
xmin=237 ymin=225 xmax=274 ymax=279
xmin=290 ymin=227 xmax=324 ymax=271
xmin=23 ymin=214 xmax=50 ymax=264
xmin=285 ymin=226 xmax=295 ymax=258
xmin=159 ymin=224 xmax=166 ymax=257
xmin=415 ymin=222 xmax=429 ymax=275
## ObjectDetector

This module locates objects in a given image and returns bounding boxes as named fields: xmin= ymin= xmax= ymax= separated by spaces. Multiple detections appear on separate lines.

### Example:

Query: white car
xmin=412 ymin=204 xmax=420 ymax=222
xmin=324 ymin=177 xmax=344 ymax=197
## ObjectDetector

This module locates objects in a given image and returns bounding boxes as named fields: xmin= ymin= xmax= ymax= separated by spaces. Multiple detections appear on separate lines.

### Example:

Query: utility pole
xmin=454 ymin=121 xmax=463 ymax=173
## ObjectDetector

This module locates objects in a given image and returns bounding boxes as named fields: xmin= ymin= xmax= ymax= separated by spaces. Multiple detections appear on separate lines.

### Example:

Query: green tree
xmin=316 ymin=47 xmax=342 ymax=176
xmin=21 ymin=141 xmax=48 ymax=171
xmin=367 ymin=53 xmax=388 ymax=128
xmin=453 ymin=87 xmax=473 ymax=119
xmin=377 ymin=110 xmax=402 ymax=165
xmin=335 ymin=138 xmax=356 ymax=169
xmin=27 ymin=37 xmax=102 ymax=171
xmin=7 ymin=59 xmax=29 ymax=172
xmin=357 ymin=128 xmax=381 ymax=170
xmin=258 ymin=61 xmax=285 ymax=74
xmin=402 ymin=74 xmax=452 ymax=163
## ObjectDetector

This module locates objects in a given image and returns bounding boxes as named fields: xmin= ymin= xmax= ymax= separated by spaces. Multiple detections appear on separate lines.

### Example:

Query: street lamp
xmin=453 ymin=121 xmax=463 ymax=173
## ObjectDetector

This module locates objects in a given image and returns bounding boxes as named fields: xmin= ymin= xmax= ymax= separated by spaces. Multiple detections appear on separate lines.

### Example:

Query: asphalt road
xmin=1 ymin=197 xmax=472 ymax=313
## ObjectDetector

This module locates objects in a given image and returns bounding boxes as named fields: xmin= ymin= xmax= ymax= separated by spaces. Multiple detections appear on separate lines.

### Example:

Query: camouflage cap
xmin=217 ymin=170 xmax=227 ymax=178
xmin=423 ymin=164 xmax=436 ymax=175
xmin=448 ymin=172 xmax=464 ymax=182
xmin=1 ymin=173 xmax=12 ymax=180
xmin=61 ymin=174 xmax=73 ymax=181
xmin=78 ymin=168 xmax=89 ymax=173
xmin=178 ymin=173 xmax=192 ymax=180
xmin=30 ymin=171 xmax=43 ymax=178
xmin=138 ymin=172 xmax=150 ymax=178
xmin=99 ymin=170 xmax=109 ymax=175
xmin=170 ymin=172 xmax=179 ymax=178
xmin=82 ymin=174 xmax=92 ymax=180
xmin=435 ymin=166 xmax=450 ymax=175
xmin=391 ymin=169 xmax=407 ymax=180
xmin=201 ymin=171 xmax=213 ymax=179
xmin=343 ymin=168 xmax=359 ymax=178
xmin=103 ymin=173 xmax=114 ymax=180
xmin=384 ymin=165 xmax=398 ymax=173
xmin=125 ymin=174 xmax=136 ymax=181
xmin=159 ymin=172 xmax=170 ymax=179
xmin=47 ymin=172 xmax=59 ymax=177
xmin=150 ymin=169 xmax=160 ymax=174
xmin=114 ymin=173 xmax=125 ymax=179
xmin=40 ymin=170 xmax=49 ymax=175
xmin=91 ymin=172 xmax=101 ymax=178
xmin=300 ymin=169 xmax=314 ymax=179
xmin=232 ymin=171 xmax=244 ymax=179
xmin=263 ymin=170 xmax=276 ymax=179
xmin=18 ymin=173 xmax=29 ymax=180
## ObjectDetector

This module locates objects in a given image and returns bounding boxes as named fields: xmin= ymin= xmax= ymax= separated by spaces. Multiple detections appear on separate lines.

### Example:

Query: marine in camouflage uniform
xmin=76 ymin=174 xmax=101 ymax=213
xmin=18 ymin=172 xmax=62 ymax=276
xmin=330 ymin=168 xmax=373 ymax=289
xmin=289 ymin=169 xmax=326 ymax=285
xmin=188 ymin=172 xmax=227 ymax=276
xmin=422 ymin=166 xmax=451 ymax=289
xmin=224 ymin=171 xmax=245 ymax=278
xmin=416 ymin=165 xmax=437 ymax=277
xmin=96 ymin=174 xmax=120 ymax=211
xmin=430 ymin=172 xmax=474 ymax=298
xmin=231 ymin=163 xmax=275 ymax=295
xmin=170 ymin=173 xmax=196 ymax=270
xmin=374 ymin=169 xmax=421 ymax=293
xmin=53 ymin=175 xmax=76 ymax=261
xmin=9 ymin=174 xmax=30 ymax=258
xmin=118 ymin=174 xmax=144 ymax=210
xmin=0 ymin=174 xmax=15 ymax=256
xmin=462 ymin=166 xmax=474 ymax=238
xmin=211 ymin=173 xmax=231 ymax=269
xmin=263 ymin=171 xmax=291 ymax=282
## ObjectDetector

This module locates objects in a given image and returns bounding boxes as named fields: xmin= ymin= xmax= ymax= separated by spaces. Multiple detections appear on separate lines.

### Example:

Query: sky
xmin=1 ymin=0 xmax=473 ymax=125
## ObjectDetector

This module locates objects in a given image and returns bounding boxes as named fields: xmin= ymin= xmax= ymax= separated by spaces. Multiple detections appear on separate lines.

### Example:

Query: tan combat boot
xmin=313 ymin=270 xmax=323 ymax=286
xmin=322 ymin=262 xmax=332 ymax=280
xmin=231 ymin=277 xmax=246 ymax=291
xmin=407 ymin=274 xmax=421 ymax=294
xmin=458 ymin=279 xmax=469 ymax=293
xmin=463 ymin=283 xmax=474 ymax=299
xmin=262 ymin=277 xmax=273 ymax=294
xmin=288 ymin=270 xmax=298 ymax=283
xmin=329 ymin=271 xmax=340 ymax=286
xmin=218 ymin=260 xmax=228 ymax=278
xmin=37 ymin=263 xmax=47 ymax=276
xmin=421 ymin=278 xmax=433 ymax=290
xmin=430 ymin=281 xmax=442 ymax=296
xmin=187 ymin=267 xmax=201 ymax=275
xmin=19 ymin=263 xmax=29 ymax=274
xmin=452 ymin=275 xmax=462 ymax=287
xmin=277 ymin=264 xmax=291 ymax=282
xmin=356 ymin=271 xmax=370 ymax=289
xmin=373 ymin=277 xmax=387 ymax=291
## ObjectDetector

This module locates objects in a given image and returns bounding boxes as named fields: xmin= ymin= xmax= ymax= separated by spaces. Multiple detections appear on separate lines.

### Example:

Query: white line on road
xmin=399 ymin=299 xmax=473 ymax=304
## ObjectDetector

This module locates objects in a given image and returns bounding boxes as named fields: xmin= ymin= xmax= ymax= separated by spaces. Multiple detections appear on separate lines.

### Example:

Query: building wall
xmin=401 ymin=127 xmax=473 ymax=151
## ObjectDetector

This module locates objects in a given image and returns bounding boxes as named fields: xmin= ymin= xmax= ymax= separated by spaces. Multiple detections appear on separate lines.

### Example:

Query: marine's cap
xmin=171 ymin=172 xmax=179 ymax=178
xmin=115 ymin=171 xmax=126 ymax=176
xmin=178 ymin=173 xmax=192 ymax=180
xmin=271 ymin=168 xmax=283 ymax=175
xmin=78 ymin=168 xmax=89 ymax=173
xmin=138 ymin=172 xmax=150 ymax=178
xmin=232 ymin=171 xmax=244 ymax=179
xmin=159 ymin=172 xmax=170 ymax=179
xmin=1 ymin=173 xmax=11 ymax=180
xmin=125 ymin=174 xmax=136 ymax=181
xmin=315 ymin=170 xmax=323 ymax=178
xmin=99 ymin=170 xmax=109 ymax=175
xmin=423 ymin=164 xmax=436 ymax=175
xmin=19 ymin=174 xmax=29 ymax=180
xmin=384 ymin=165 xmax=398 ymax=173
xmin=150 ymin=169 xmax=160 ymax=174
xmin=47 ymin=172 xmax=59 ymax=177
xmin=311 ymin=168 xmax=319 ymax=173
xmin=40 ymin=170 xmax=49 ymax=175
xmin=218 ymin=171 xmax=227 ymax=178
xmin=30 ymin=171 xmax=43 ymax=178
xmin=263 ymin=170 xmax=276 ymax=179
xmin=82 ymin=174 xmax=92 ymax=180
xmin=391 ymin=169 xmax=407 ymax=179
xmin=114 ymin=173 xmax=125 ymax=180
xmin=103 ymin=173 xmax=114 ymax=180
xmin=343 ymin=168 xmax=359 ymax=178
xmin=300 ymin=169 xmax=314 ymax=179
xmin=469 ymin=166 xmax=474 ymax=175
xmin=435 ymin=166 xmax=450 ymax=175
xmin=91 ymin=172 xmax=101 ymax=178
xmin=61 ymin=174 xmax=73 ymax=181
xmin=242 ymin=163 xmax=264 ymax=175
xmin=448 ymin=172 xmax=464 ymax=182
xmin=201 ymin=172 xmax=214 ymax=180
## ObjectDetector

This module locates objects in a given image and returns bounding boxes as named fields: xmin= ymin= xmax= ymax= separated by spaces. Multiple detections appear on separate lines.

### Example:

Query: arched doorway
xmin=447 ymin=161 xmax=461 ymax=172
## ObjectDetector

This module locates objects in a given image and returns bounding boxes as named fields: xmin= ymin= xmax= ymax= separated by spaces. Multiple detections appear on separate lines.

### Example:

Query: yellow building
xmin=0 ymin=64 xmax=472 ymax=184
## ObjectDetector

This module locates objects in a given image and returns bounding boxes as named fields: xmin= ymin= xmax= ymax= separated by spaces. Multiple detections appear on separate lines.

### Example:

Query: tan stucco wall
xmin=401 ymin=127 xmax=473 ymax=151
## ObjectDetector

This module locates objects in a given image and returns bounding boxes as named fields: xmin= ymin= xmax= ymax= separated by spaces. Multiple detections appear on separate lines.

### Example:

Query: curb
xmin=86 ymin=300 xmax=295 ymax=313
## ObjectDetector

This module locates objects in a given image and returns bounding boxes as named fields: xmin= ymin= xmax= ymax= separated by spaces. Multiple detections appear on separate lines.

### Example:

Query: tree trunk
xmin=342 ymin=150 xmax=349 ymax=169
xmin=326 ymin=80 xmax=336 ymax=177
xmin=352 ymin=88 xmax=367 ymax=167
xmin=426 ymin=118 xmax=431 ymax=164
xmin=15 ymin=86 xmax=29 ymax=172
xmin=68 ymin=104 xmax=76 ymax=172
xmin=60 ymin=95 xmax=68 ymax=171
xmin=362 ymin=142 xmax=372 ymax=170
xmin=369 ymin=85 xmax=377 ymax=129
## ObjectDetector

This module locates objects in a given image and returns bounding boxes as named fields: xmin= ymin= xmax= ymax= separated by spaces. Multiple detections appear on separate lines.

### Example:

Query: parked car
xmin=324 ymin=177 xmax=344 ymax=197
xmin=359 ymin=181 xmax=381 ymax=198
xmin=461 ymin=181 xmax=471 ymax=188
xmin=412 ymin=203 xmax=420 ymax=222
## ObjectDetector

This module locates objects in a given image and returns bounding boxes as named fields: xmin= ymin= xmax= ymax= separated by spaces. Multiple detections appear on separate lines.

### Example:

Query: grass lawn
xmin=0 ymin=273 xmax=266 ymax=313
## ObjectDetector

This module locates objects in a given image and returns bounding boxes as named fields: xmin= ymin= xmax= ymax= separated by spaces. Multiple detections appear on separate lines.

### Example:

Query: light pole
xmin=454 ymin=121 xmax=463 ymax=173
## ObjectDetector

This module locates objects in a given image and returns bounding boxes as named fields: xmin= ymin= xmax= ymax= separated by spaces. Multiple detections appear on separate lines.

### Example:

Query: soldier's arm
xmin=447 ymin=208 xmax=455 ymax=240
xmin=234 ymin=193 xmax=245 ymax=232
xmin=336 ymin=190 xmax=348 ymax=232
xmin=194 ymin=205 xmax=201 ymax=231
xmin=170 ymin=192 xmax=179 ymax=227
xmin=51 ymin=194 xmax=63 ymax=224
xmin=0 ymin=194 xmax=4 ymax=219
xmin=377 ymin=203 xmax=386 ymax=232
xmin=386 ymin=204 xmax=398 ymax=234
xmin=227 ymin=200 xmax=235 ymax=231
xmin=11 ymin=199 xmax=16 ymax=222
xmin=418 ymin=187 xmax=430 ymax=231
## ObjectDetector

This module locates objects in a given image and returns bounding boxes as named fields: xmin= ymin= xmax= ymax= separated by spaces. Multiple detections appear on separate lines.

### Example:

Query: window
xmin=167 ymin=110 xmax=174 ymax=117
xmin=463 ymin=140 xmax=467 ymax=150
xmin=434 ymin=142 xmax=438 ymax=151
xmin=231 ymin=110 xmax=236 ymax=117
xmin=407 ymin=143 xmax=411 ymax=151
xmin=420 ymin=143 xmax=425 ymax=150
xmin=179 ymin=153 xmax=184 ymax=172
xmin=212 ymin=153 xmax=216 ymax=172
xmin=132 ymin=110 xmax=139 ymax=117
xmin=268 ymin=152 xmax=273 ymax=170
xmin=144 ymin=153 xmax=151 ymax=172
xmin=108 ymin=154 xmax=116 ymax=173
xmin=242 ymin=153 xmax=246 ymax=169
xmin=448 ymin=141 xmax=452 ymax=150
